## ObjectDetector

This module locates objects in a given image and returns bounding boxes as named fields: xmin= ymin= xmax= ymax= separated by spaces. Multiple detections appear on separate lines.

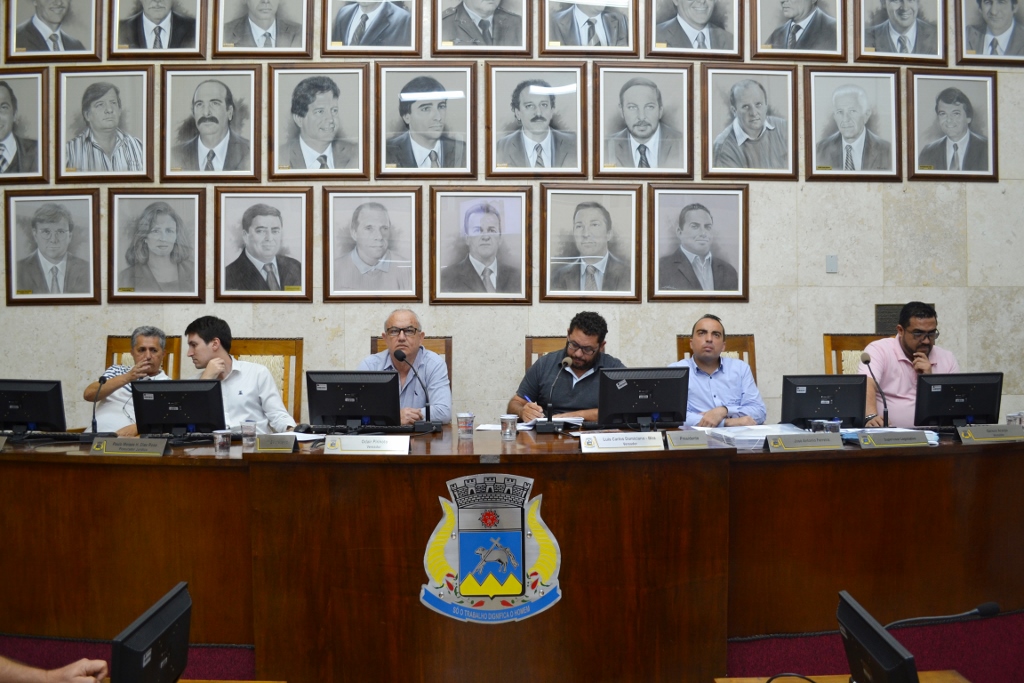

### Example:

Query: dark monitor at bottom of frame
xmin=0 ymin=379 xmax=67 ymax=433
xmin=111 ymin=581 xmax=191 ymax=683
xmin=597 ymin=366 xmax=688 ymax=428
xmin=780 ymin=374 xmax=867 ymax=428
xmin=306 ymin=370 xmax=402 ymax=428
xmin=132 ymin=380 xmax=226 ymax=435
xmin=914 ymin=373 xmax=1003 ymax=428
xmin=837 ymin=590 xmax=919 ymax=683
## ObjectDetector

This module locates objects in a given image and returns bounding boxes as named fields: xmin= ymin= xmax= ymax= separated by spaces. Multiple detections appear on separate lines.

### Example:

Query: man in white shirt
xmin=83 ymin=325 xmax=170 ymax=436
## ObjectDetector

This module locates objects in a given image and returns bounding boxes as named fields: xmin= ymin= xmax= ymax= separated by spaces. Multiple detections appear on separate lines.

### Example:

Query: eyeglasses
xmin=36 ymin=228 xmax=69 ymax=240
xmin=566 ymin=339 xmax=598 ymax=356
xmin=386 ymin=326 xmax=419 ymax=338
xmin=908 ymin=329 xmax=940 ymax=341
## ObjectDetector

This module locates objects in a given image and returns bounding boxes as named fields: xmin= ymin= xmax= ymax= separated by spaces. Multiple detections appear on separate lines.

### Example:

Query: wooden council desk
xmin=716 ymin=672 xmax=970 ymax=683
xmin=2 ymin=430 xmax=1022 ymax=682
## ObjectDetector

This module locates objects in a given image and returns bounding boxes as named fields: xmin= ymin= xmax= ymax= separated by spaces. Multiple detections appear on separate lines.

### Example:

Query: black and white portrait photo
xmin=58 ymin=68 xmax=152 ymax=181
xmin=543 ymin=0 xmax=636 ymax=53
xmin=324 ymin=189 xmax=420 ymax=301
xmin=324 ymin=0 xmax=417 ymax=53
xmin=753 ymin=0 xmax=844 ymax=58
xmin=5 ymin=190 xmax=99 ymax=305
xmin=856 ymin=0 xmax=944 ymax=61
xmin=7 ymin=0 xmax=100 ymax=60
xmin=110 ymin=0 xmax=203 ymax=57
xmin=216 ymin=0 xmax=310 ymax=55
xmin=703 ymin=65 xmax=797 ymax=179
xmin=648 ymin=184 xmax=747 ymax=301
xmin=541 ymin=185 xmax=640 ymax=302
xmin=958 ymin=0 xmax=1024 ymax=62
xmin=0 ymin=71 xmax=47 ymax=182
xmin=910 ymin=70 xmax=997 ymax=179
xmin=806 ymin=69 xmax=900 ymax=179
xmin=109 ymin=191 xmax=204 ymax=302
xmin=271 ymin=66 xmax=367 ymax=178
xmin=648 ymin=0 xmax=741 ymax=55
xmin=377 ymin=65 xmax=473 ymax=177
xmin=163 ymin=68 xmax=260 ymax=180
xmin=597 ymin=65 xmax=691 ymax=177
xmin=435 ymin=0 xmax=528 ymax=53
xmin=215 ymin=189 xmax=312 ymax=301
xmin=432 ymin=188 xmax=530 ymax=303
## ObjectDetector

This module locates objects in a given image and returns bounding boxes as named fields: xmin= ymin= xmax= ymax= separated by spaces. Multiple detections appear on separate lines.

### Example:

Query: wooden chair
xmin=371 ymin=336 xmax=453 ymax=387
xmin=675 ymin=333 xmax=757 ymax=383
xmin=229 ymin=338 xmax=304 ymax=422
xmin=105 ymin=335 xmax=181 ymax=379
xmin=823 ymin=333 xmax=887 ymax=375
xmin=525 ymin=336 xmax=568 ymax=370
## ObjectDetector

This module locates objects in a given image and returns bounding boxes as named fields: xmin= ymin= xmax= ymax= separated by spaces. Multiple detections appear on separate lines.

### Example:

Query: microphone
xmin=884 ymin=601 xmax=1000 ymax=630
xmin=90 ymin=376 xmax=108 ymax=434
xmin=537 ymin=356 xmax=572 ymax=434
xmin=393 ymin=349 xmax=442 ymax=433
xmin=861 ymin=352 xmax=888 ymax=428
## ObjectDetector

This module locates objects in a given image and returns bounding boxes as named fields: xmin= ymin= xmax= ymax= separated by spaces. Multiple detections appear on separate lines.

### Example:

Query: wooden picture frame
xmin=751 ymin=0 xmax=845 ymax=60
xmin=109 ymin=0 xmax=207 ymax=59
xmin=0 ymin=68 xmax=48 ymax=183
xmin=646 ymin=0 xmax=742 ymax=57
xmin=854 ymin=0 xmax=945 ymax=62
xmin=541 ymin=0 xmax=638 ymax=55
xmin=322 ymin=0 xmax=420 ymax=56
xmin=6 ymin=0 xmax=101 ymax=62
xmin=956 ymin=0 xmax=1024 ymax=63
xmin=214 ymin=0 xmax=312 ymax=57
xmin=432 ymin=0 xmax=530 ymax=55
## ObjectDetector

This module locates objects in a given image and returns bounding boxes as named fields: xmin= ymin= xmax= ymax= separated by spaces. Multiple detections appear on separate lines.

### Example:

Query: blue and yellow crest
xmin=420 ymin=474 xmax=561 ymax=624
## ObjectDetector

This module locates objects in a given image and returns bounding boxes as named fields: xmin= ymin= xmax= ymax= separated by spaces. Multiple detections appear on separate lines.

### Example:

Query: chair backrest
xmin=823 ymin=333 xmax=887 ymax=375
xmin=675 ymin=333 xmax=757 ymax=383
xmin=105 ymin=335 xmax=181 ymax=379
xmin=525 ymin=336 xmax=568 ymax=370
xmin=371 ymin=337 xmax=453 ymax=387
xmin=229 ymin=338 xmax=304 ymax=421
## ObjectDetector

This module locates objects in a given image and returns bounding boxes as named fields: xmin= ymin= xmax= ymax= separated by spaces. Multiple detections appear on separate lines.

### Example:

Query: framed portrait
xmin=648 ymin=183 xmax=748 ymax=301
xmin=646 ymin=0 xmax=742 ymax=57
xmin=56 ymin=67 xmax=153 ymax=182
xmin=855 ymin=0 xmax=945 ymax=62
xmin=0 ymin=68 xmax=49 ymax=183
xmin=214 ymin=188 xmax=313 ymax=302
xmin=4 ymin=189 xmax=100 ymax=306
xmin=433 ymin=0 xmax=530 ymax=54
xmin=109 ymin=0 xmax=206 ymax=59
xmin=270 ymin=65 xmax=368 ymax=179
xmin=162 ymin=66 xmax=261 ymax=182
xmin=702 ymin=64 xmax=798 ymax=180
xmin=909 ymin=69 xmax=998 ymax=180
xmin=957 ymin=0 xmax=1024 ymax=63
xmin=541 ymin=0 xmax=637 ymax=54
xmin=6 ymin=0 xmax=101 ymax=62
xmin=322 ymin=0 xmax=420 ymax=55
xmin=487 ymin=62 xmax=586 ymax=177
xmin=595 ymin=63 xmax=692 ymax=178
xmin=540 ymin=184 xmax=641 ymax=302
xmin=751 ymin=0 xmax=845 ymax=60
xmin=108 ymin=190 xmax=205 ymax=303
xmin=215 ymin=0 xmax=312 ymax=57
xmin=805 ymin=68 xmax=901 ymax=181
xmin=376 ymin=63 xmax=474 ymax=178
xmin=430 ymin=187 xmax=531 ymax=304
xmin=323 ymin=187 xmax=422 ymax=302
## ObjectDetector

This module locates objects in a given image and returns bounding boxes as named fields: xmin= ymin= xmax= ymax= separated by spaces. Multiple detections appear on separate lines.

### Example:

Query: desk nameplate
xmin=0 ymin=436 xmax=6 ymax=450
xmin=768 ymin=433 xmax=843 ymax=452
xmin=255 ymin=434 xmax=298 ymax=453
xmin=89 ymin=437 xmax=167 ymax=457
xmin=858 ymin=431 xmax=929 ymax=448
xmin=665 ymin=430 xmax=709 ymax=450
xmin=325 ymin=434 xmax=410 ymax=455
xmin=957 ymin=424 xmax=1024 ymax=444
xmin=581 ymin=432 xmax=664 ymax=453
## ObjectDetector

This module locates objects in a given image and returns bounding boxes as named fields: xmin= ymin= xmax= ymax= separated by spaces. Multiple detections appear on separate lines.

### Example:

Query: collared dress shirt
xmin=858 ymin=336 xmax=960 ymax=428
xmin=200 ymin=359 xmax=296 ymax=433
xmin=670 ymin=356 xmax=766 ymax=427
xmin=92 ymin=365 xmax=170 ymax=433
xmin=357 ymin=347 xmax=452 ymax=422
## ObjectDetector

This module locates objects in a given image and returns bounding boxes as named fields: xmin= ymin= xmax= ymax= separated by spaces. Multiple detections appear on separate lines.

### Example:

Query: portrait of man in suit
xmin=711 ymin=78 xmax=790 ymax=170
xmin=170 ymin=78 xmax=251 ymax=173
xmin=385 ymin=75 xmax=466 ymax=170
xmin=765 ymin=0 xmax=838 ymax=51
xmin=221 ymin=0 xmax=302 ymax=48
xmin=815 ymin=84 xmax=893 ymax=172
xmin=496 ymin=78 xmax=578 ymax=169
xmin=655 ymin=0 xmax=734 ymax=50
xmin=966 ymin=0 xmax=1024 ymax=55
xmin=604 ymin=76 xmax=685 ymax=170
xmin=331 ymin=0 xmax=412 ymax=47
xmin=658 ymin=202 xmax=738 ymax=292
xmin=14 ymin=202 xmax=92 ymax=296
xmin=332 ymin=201 xmax=411 ymax=292
xmin=117 ymin=0 xmax=198 ymax=49
xmin=440 ymin=202 xmax=523 ymax=294
xmin=15 ymin=0 xmax=89 ymax=52
xmin=280 ymin=75 xmax=358 ymax=171
xmin=441 ymin=0 xmax=523 ymax=47
xmin=0 ymin=80 xmax=40 ymax=175
xmin=917 ymin=87 xmax=989 ymax=172
xmin=550 ymin=201 xmax=630 ymax=293
xmin=224 ymin=203 xmax=302 ymax=292
xmin=863 ymin=0 xmax=939 ymax=54
xmin=547 ymin=0 xmax=630 ymax=47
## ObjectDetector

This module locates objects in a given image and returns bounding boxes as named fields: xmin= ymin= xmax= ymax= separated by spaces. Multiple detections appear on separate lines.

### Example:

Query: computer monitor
xmin=306 ymin=370 xmax=402 ymax=429
xmin=132 ymin=380 xmax=226 ymax=435
xmin=914 ymin=373 xmax=1003 ymax=427
xmin=597 ymin=367 xmax=689 ymax=430
xmin=780 ymin=374 xmax=867 ymax=428
xmin=0 ymin=379 xmax=67 ymax=432
xmin=837 ymin=590 xmax=919 ymax=683
xmin=111 ymin=581 xmax=191 ymax=683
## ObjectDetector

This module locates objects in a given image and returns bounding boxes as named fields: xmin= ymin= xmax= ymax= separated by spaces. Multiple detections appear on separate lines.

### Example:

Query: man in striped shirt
xmin=65 ymin=81 xmax=144 ymax=173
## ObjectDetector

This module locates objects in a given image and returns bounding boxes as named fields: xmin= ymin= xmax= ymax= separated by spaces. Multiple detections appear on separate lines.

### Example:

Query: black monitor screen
xmin=914 ymin=373 xmax=1003 ymax=427
xmin=306 ymin=371 xmax=401 ymax=428
xmin=837 ymin=590 xmax=919 ymax=683
xmin=597 ymin=367 xmax=688 ymax=428
xmin=0 ymin=379 xmax=66 ymax=432
xmin=132 ymin=380 xmax=226 ymax=435
xmin=112 ymin=581 xmax=191 ymax=683
xmin=780 ymin=374 xmax=867 ymax=428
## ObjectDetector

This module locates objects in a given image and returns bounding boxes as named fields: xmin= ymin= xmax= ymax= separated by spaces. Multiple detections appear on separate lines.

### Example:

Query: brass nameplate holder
xmin=768 ymin=433 xmax=843 ymax=452
xmin=858 ymin=431 xmax=929 ymax=448
xmin=0 ymin=436 xmax=7 ymax=450
xmin=90 ymin=437 xmax=168 ymax=457
xmin=255 ymin=434 xmax=298 ymax=453
xmin=580 ymin=432 xmax=664 ymax=453
xmin=957 ymin=424 xmax=1024 ymax=444
xmin=325 ymin=434 xmax=410 ymax=455
xmin=665 ymin=431 xmax=709 ymax=450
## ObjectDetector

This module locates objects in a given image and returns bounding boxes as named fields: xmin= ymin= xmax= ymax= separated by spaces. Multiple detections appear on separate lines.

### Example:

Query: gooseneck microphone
xmin=537 ymin=356 xmax=572 ymax=434
xmin=90 ymin=376 xmax=108 ymax=434
xmin=884 ymin=601 xmax=1000 ymax=630
xmin=861 ymin=352 xmax=889 ymax=428
xmin=393 ymin=349 xmax=441 ymax=433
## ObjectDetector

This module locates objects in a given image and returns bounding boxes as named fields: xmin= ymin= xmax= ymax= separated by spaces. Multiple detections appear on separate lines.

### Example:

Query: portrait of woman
xmin=118 ymin=201 xmax=195 ymax=292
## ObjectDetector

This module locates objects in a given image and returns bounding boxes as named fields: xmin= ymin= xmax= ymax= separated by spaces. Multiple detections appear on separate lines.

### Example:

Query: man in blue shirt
xmin=670 ymin=314 xmax=765 ymax=427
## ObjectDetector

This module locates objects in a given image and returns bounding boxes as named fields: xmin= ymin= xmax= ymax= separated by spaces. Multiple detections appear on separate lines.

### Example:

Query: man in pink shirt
xmin=859 ymin=301 xmax=959 ymax=428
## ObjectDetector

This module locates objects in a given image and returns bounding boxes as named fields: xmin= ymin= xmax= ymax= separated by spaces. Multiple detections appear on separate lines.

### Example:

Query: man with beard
xmin=171 ymin=79 xmax=250 ymax=172
xmin=118 ymin=0 xmax=197 ymax=49
xmin=917 ymin=87 xmax=989 ymax=171
xmin=65 ymin=81 xmax=145 ymax=172
xmin=864 ymin=0 xmax=938 ymax=54
xmin=333 ymin=201 xmax=410 ymax=291
xmin=282 ymin=75 xmax=357 ymax=170
xmin=658 ymin=203 xmax=738 ymax=291
xmin=815 ymin=84 xmax=892 ymax=171
xmin=968 ymin=0 xmax=1024 ymax=55
xmin=767 ymin=0 xmax=837 ymax=50
xmin=16 ymin=0 xmax=87 ymax=52
xmin=712 ymin=79 xmax=789 ymax=169
xmin=604 ymin=77 xmax=685 ymax=169
xmin=0 ymin=81 xmax=39 ymax=174
xmin=550 ymin=201 xmax=630 ymax=292
xmin=440 ymin=202 xmax=522 ymax=293
xmin=224 ymin=203 xmax=302 ymax=291
xmin=222 ymin=0 xmax=302 ymax=47
xmin=441 ymin=0 xmax=522 ymax=46
xmin=16 ymin=202 xmax=91 ymax=295
xmin=385 ymin=76 xmax=466 ymax=168
xmin=508 ymin=311 xmax=625 ymax=422
xmin=859 ymin=301 xmax=960 ymax=428
xmin=495 ymin=78 xmax=577 ymax=168
xmin=656 ymin=0 xmax=734 ymax=49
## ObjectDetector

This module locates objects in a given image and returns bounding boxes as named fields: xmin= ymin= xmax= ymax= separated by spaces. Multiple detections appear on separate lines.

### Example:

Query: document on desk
xmin=702 ymin=424 xmax=807 ymax=449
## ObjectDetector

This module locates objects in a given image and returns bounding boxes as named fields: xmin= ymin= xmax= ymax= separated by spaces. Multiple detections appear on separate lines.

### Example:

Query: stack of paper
xmin=702 ymin=423 xmax=807 ymax=449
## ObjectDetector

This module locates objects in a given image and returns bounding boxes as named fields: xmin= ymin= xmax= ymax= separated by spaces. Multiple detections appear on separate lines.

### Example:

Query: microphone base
xmin=413 ymin=420 xmax=443 ymax=434
xmin=535 ymin=421 xmax=563 ymax=434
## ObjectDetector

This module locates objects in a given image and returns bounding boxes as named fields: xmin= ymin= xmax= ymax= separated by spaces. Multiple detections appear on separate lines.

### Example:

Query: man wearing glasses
xmin=508 ymin=311 xmax=625 ymax=423
xmin=83 ymin=325 xmax=170 ymax=436
xmin=858 ymin=301 xmax=959 ymax=428
xmin=16 ymin=202 xmax=91 ymax=295
xmin=358 ymin=309 xmax=452 ymax=425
